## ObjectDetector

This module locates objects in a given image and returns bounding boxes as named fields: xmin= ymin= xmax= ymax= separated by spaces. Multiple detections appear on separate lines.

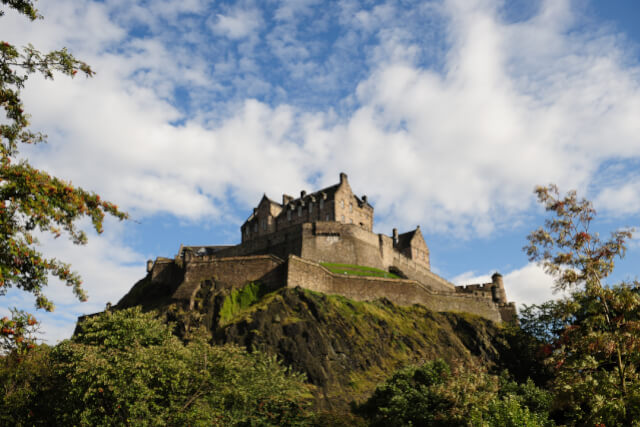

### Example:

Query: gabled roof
xmin=245 ymin=194 xmax=282 ymax=222
xmin=396 ymin=227 xmax=424 ymax=250
xmin=396 ymin=230 xmax=417 ymax=249
xmin=259 ymin=194 xmax=281 ymax=207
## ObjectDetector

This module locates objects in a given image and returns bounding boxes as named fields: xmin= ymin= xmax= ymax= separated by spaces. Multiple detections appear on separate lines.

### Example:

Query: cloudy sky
xmin=2 ymin=0 xmax=640 ymax=343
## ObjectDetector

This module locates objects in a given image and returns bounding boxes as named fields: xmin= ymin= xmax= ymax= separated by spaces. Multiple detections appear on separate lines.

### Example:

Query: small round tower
xmin=491 ymin=272 xmax=507 ymax=304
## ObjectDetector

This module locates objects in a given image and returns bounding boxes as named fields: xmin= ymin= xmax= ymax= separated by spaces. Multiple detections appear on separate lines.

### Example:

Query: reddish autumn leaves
xmin=524 ymin=184 xmax=640 ymax=424
xmin=1 ymin=0 xmax=127 ymax=353
xmin=1 ymin=309 xmax=38 ymax=354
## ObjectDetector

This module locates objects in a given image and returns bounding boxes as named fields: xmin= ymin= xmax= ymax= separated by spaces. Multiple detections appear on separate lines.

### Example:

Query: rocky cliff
xmin=114 ymin=279 xmax=518 ymax=410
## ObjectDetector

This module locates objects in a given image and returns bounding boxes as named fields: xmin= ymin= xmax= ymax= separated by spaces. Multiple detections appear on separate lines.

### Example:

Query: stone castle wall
xmin=285 ymin=256 xmax=504 ymax=322
xmin=142 ymin=253 xmax=513 ymax=323
xmin=172 ymin=255 xmax=286 ymax=302
xmin=209 ymin=221 xmax=455 ymax=293
xmin=301 ymin=222 xmax=454 ymax=292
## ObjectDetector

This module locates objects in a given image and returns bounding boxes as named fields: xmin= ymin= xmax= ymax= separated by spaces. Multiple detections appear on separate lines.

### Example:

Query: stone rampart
xmin=213 ymin=224 xmax=304 ymax=261
xmin=300 ymin=222 xmax=455 ymax=292
xmin=285 ymin=256 xmax=503 ymax=322
xmin=301 ymin=222 xmax=386 ymax=270
xmin=203 ymin=221 xmax=455 ymax=293
xmin=171 ymin=255 xmax=285 ymax=302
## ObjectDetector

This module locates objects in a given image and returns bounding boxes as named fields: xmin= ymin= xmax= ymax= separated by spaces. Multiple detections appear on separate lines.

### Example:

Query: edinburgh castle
xmin=140 ymin=173 xmax=516 ymax=323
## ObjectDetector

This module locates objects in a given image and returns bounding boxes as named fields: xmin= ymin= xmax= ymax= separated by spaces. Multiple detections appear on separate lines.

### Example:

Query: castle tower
xmin=491 ymin=272 xmax=507 ymax=304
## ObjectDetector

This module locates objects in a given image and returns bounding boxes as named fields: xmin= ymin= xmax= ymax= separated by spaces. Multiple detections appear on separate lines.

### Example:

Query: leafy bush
xmin=0 ymin=307 xmax=313 ymax=426
xmin=355 ymin=359 xmax=554 ymax=427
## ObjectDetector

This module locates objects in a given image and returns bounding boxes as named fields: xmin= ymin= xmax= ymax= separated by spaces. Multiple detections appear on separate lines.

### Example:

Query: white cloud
xmin=451 ymin=271 xmax=493 ymax=286
xmin=7 ymin=0 xmax=640 ymax=234
xmin=209 ymin=7 xmax=262 ymax=40
xmin=595 ymin=178 xmax=640 ymax=216
xmin=2 ymin=218 xmax=146 ymax=343
xmin=503 ymin=263 xmax=561 ymax=307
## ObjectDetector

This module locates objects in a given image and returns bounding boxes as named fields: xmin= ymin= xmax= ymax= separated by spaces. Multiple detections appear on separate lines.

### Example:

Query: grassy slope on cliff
xmin=210 ymin=284 xmax=514 ymax=410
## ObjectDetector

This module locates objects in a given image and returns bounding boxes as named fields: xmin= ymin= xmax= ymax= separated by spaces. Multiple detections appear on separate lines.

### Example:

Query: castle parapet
xmin=455 ymin=273 xmax=509 ymax=305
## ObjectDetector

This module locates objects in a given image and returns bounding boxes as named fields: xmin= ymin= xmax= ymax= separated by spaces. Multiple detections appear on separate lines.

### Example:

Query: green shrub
xmin=0 ymin=307 xmax=313 ymax=426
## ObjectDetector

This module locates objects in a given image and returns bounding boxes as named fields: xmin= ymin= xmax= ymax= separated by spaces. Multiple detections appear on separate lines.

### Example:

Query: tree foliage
xmin=1 ymin=0 xmax=127 ymax=350
xmin=354 ymin=359 xmax=554 ymax=427
xmin=0 ymin=307 xmax=313 ymax=426
xmin=522 ymin=184 xmax=640 ymax=425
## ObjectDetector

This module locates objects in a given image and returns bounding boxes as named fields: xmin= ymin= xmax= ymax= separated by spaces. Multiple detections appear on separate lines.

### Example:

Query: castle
xmin=140 ymin=173 xmax=516 ymax=323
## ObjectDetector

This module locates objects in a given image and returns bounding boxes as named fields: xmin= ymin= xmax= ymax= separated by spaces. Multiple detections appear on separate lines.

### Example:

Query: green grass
xmin=218 ymin=281 xmax=272 ymax=325
xmin=320 ymin=262 xmax=401 ymax=279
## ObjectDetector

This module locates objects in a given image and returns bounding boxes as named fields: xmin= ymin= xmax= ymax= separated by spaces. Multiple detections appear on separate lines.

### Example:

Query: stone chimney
xmin=392 ymin=228 xmax=399 ymax=246
xmin=362 ymin=195 xmax=368 ymax=204
xmin=339 ymin=172 xmax=348 ymax=184
xmin=301 ymin=190 xmax=306 ymax=198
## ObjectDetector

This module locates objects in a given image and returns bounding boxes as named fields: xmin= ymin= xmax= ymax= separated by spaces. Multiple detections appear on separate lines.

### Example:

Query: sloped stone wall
xmin=285 ymin=256 xmax=503 ymax=323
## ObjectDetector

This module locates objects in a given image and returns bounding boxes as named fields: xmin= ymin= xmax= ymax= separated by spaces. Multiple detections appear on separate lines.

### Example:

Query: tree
xmin=1 ymin=0 xmax=127 ymax=348
xmin=0 ymin=307 xmax=313 ymax=426
xmin=354 ymin=359 xmax=554 ymax=427
xmin=523 ymin=184 xmax=640 ymax=425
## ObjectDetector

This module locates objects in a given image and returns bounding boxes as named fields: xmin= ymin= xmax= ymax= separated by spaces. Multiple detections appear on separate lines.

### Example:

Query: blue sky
xmin=2 ymin=0 xmax=640 ymax=343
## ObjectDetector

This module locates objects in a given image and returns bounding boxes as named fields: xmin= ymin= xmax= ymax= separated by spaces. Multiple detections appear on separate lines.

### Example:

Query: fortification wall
xmin=390 ymin=253 xmax=454 ymax=292
xmin=171 ymin=255 xmax=285 ymax=302
xmin=300 ymin=222 xmax=455 ymax=292
xmin=285 ymin=256 xmax=503 ymax=322
xmin=151 ymin=257 xmax=183 ymax=285
xmin=301 ymin=222 xmax=387 ymax=270
xmin=203 ymin=221 xmax=457 ymax=294
xmin=212 ymin=225 xmax=304 ymax=260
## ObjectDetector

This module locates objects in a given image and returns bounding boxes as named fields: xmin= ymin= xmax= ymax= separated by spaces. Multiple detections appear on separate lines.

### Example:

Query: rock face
xmin=116 ymin=280 xmax=514 ymax=410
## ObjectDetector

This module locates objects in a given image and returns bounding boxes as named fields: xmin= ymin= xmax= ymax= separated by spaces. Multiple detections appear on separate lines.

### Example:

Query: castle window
xmin=263 ymin=220 xmax=267 ymax=230
xmin=340 ymin=200 xmax=344 ymax=208
xmin=320 ymin=199 xmax=324 ymax=209
xmin=298 ymin=206 xmax=302 ymax=217
xmin=325 ymin=214 xmax=330 ymax=221
xmin=349 ymin=218 xmax=353 ymax=224
xmin=349 ymin=202 xmax=353 ymax=212
xmin=254 ymin=223 xmax=258 ymax=232
xmin=309 ymin=202 xmax=313 ymax=213
xmin=287 ymin=210 xmax=291 ymax=221
xmin=341 ymin=215 xmax=345 ymax=222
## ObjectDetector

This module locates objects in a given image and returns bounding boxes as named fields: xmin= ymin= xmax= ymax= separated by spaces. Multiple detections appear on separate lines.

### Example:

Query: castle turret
xmin=491 ymin=272 xmax=507 ymax=304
